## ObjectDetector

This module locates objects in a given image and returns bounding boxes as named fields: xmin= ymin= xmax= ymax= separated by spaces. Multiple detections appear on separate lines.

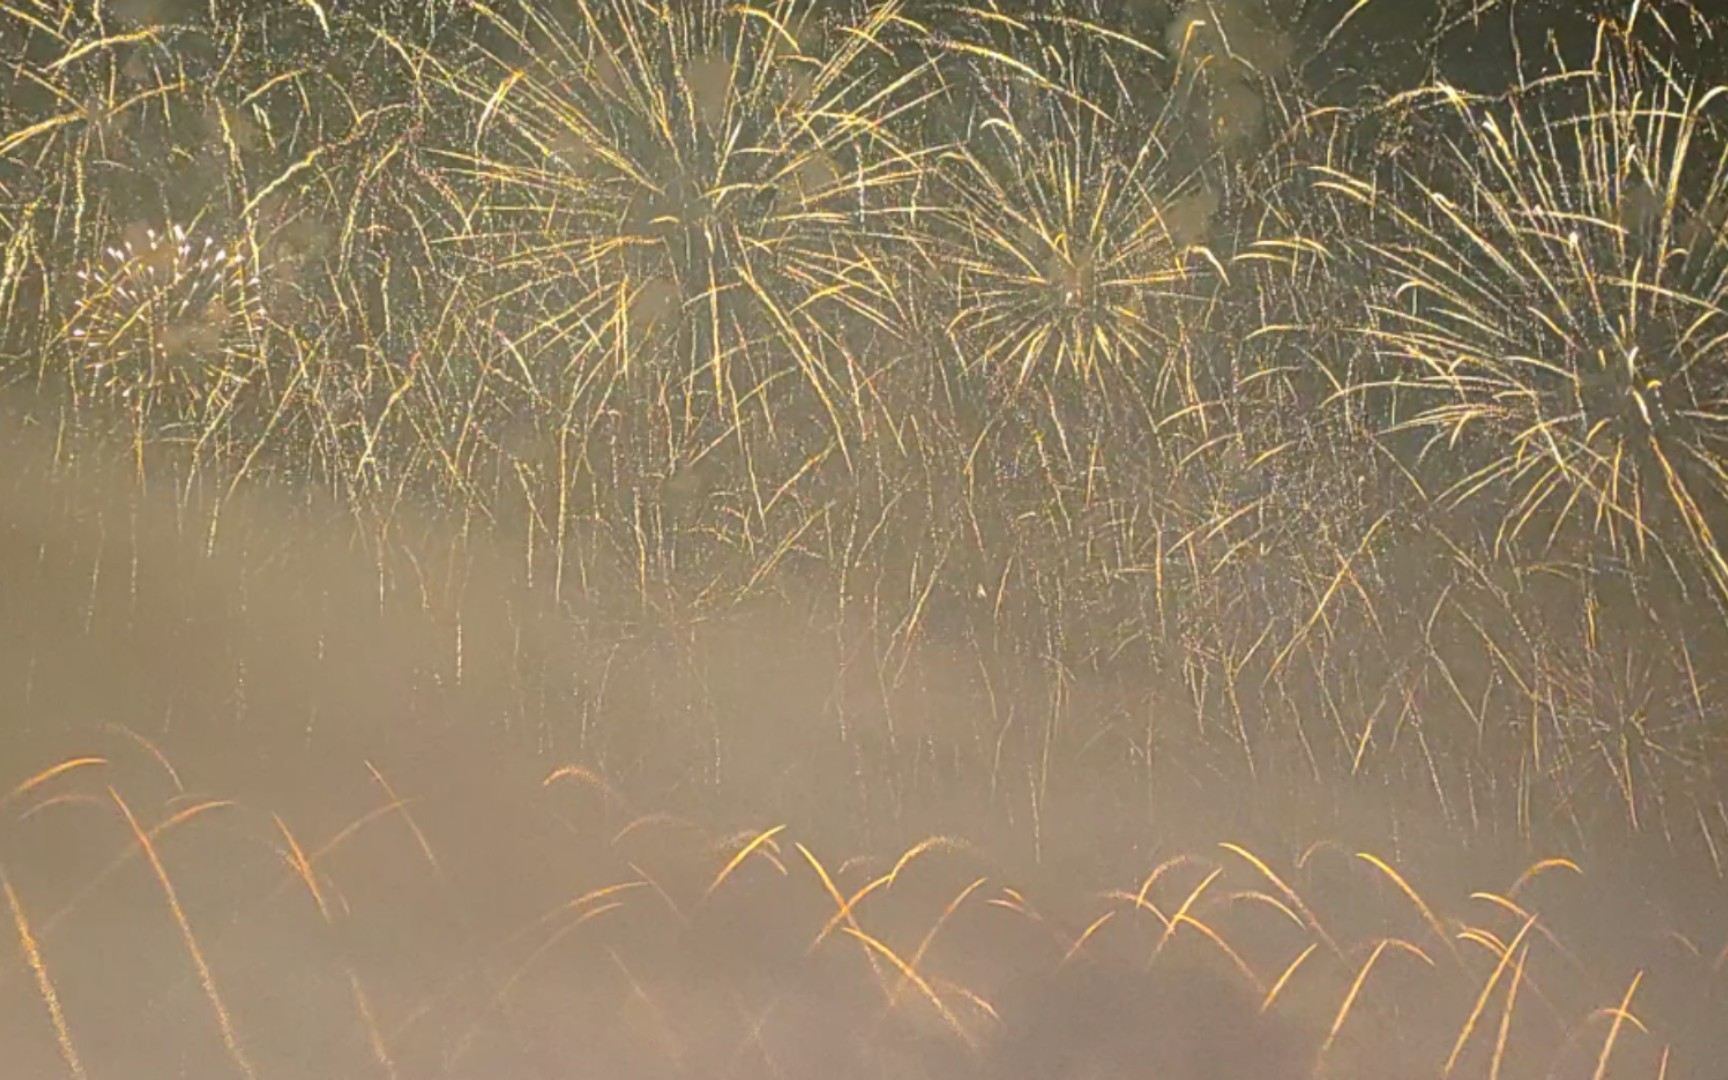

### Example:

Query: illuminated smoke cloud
xmin=1166 ymin=0 xmax=1300 ymax=155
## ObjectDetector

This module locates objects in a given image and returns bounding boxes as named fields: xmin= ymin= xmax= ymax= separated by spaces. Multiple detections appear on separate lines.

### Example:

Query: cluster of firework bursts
xmin=2 ymin=735 xmax=1726 ymax=1078
xmin=4 ymin=0 xmax=1728 ymax=1076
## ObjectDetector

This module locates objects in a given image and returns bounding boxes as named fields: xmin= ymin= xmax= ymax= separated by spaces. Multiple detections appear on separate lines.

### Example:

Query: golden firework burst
xmin=1325 ymin=31 xmax=1728 ymax=601
xmin=428 ymin=0 xmax=939 ymax=450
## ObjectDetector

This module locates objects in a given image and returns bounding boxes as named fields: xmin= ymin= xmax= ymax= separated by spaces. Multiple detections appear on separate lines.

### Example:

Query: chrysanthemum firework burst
xmin=63 ymin=217 xmax=264 ymax=408
xmin=432 ymin=0 xmax=936 ymax=439
xmin=926 ymin=15 xmax=1221 ymax=398
xmin=1326 ymin=36 xmax=1728 ymax=601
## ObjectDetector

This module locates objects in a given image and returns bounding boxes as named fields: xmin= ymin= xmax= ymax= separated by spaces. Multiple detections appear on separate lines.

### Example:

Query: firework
xmin=1320 ymin=29 xmax=1728 ymax=606
xmin=428 ymin=0 xmax=936 ymax=433
xmin=917 ymin=10 xmax=1225 ymax=398
xmin=62 ymin=218 xmax=263 ymax=409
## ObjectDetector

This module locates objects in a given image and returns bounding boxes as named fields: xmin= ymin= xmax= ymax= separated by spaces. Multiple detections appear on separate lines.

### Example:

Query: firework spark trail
xmin=2 ymin=871 xmax=87 ymax=1080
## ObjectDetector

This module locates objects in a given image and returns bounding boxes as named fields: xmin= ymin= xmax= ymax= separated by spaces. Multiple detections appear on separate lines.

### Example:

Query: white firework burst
xmin=65 ymin=218 xmax=264 ymax=406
